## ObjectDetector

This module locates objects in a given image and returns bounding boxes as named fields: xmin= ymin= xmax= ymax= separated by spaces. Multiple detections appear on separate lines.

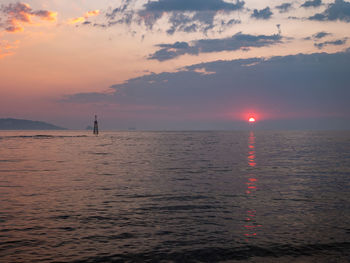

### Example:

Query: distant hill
xmin=0 ymin=118 xmax=66 ymax=130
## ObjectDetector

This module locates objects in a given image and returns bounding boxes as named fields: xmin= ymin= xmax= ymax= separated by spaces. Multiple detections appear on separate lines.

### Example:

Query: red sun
xmin=248 ymin=117 xmax=256 ymax=123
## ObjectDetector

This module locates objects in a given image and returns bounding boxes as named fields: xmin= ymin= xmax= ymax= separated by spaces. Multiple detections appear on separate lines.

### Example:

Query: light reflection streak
xmin=244 ymin=131 xmax=261 ymax=239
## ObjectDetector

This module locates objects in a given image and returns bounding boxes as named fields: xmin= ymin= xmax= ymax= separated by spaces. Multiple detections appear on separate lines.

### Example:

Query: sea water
xmin=0 ymin=130 xmax=349 ymax=262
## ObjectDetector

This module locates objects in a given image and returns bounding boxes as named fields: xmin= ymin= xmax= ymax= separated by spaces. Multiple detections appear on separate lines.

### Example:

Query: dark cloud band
xmin=251 ymin=7 xmax=273 ymax=20
xmin=149 ymin=32 xmax=282 ymax=61
xmin=309 ymin=0 xmax=350 ymax=22
xmin=62 ymin=51 xmax=350 ymax=128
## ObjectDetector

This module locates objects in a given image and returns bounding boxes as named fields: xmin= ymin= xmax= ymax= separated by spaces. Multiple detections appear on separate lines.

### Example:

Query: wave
xmin=71 ymin=242 xmax=350 ymax=262
xmin=0 ymin=135 xmax=88 ymax=139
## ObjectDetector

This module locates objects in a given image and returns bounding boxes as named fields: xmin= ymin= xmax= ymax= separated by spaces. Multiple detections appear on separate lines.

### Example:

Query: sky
xmin=0 ymin=0 xmax=349 ymax=130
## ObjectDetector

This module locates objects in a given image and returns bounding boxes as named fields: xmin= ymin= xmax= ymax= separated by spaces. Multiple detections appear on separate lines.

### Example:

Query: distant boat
xmin=93 ymin=115 xmax=99 ymax=135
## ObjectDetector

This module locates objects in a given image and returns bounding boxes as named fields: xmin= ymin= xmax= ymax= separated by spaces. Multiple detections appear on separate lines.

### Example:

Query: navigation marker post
xmin=93 ymin=115 xmax=99 ymax=135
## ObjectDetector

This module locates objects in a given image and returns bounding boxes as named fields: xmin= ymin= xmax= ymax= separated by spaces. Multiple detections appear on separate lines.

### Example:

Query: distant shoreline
xmin=0 ymin=118 xmax=66 ymax=130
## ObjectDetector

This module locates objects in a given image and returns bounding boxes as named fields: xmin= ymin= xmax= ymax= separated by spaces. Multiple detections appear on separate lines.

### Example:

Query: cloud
xmin=0 ymin=40 xmax=19 ymax=58
xmin=301 ymin=0 xmax=322 ymax=8
xmin=142 ymin=0 xmax=244 ymax=12
xmin=105 ymin=0 xmax=134 ymax=24
xmin=275 ymin=3 xmax=293 ymax=13
xmin=62 ymin=51 xmax=350 ymax=129
xmin=309 ymin=0 xmax=350 ymax=22
xmin=314 ymin=38 xmax=347 ymax=48
xmin=106 ymin=0 xmax=245 ymax=34
xmin=304 ymin=31 xmax=332 ymax=40
xmin=68 ymin=10 xmax=100 ymax=25
xmin=148 ymin=32 xmax=282 ymax=61
xmin=251 ymin=7 xmax=273 ymax=20
xmin=85 ymin=10 xmax=100 ymax=17
xmin=313 ymin=31 xmax=331 ymax=39
xmin=0 ymin=2 xmax=57 ymax=33
xmin=166 ymin=12 xmax=199 ymax=35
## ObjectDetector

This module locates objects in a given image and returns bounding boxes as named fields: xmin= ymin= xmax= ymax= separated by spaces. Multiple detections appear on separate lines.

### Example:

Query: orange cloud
xmin=0 ymin=40 xmax=19 ymax=58
xmin=68 ymin=17 xmax=86 ymax=24
xmin=68 ymin=10 xmax=100 ymax=24
xmin=85 ymin=10 xmax=100 ymax=18
xmin=0 ymin=2 xmax=57 ymax=33
xmin=33 ymin=10 xmax=57 ymax=21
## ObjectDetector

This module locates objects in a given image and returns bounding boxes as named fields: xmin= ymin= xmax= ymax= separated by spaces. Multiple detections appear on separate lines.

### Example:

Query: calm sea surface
xmin=0 ymin=130 xmax=349 ymax=262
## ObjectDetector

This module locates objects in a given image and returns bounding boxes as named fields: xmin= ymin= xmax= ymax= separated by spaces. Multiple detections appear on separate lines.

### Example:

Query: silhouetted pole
xmin=93 ymin=115 xmax=99 ymax=135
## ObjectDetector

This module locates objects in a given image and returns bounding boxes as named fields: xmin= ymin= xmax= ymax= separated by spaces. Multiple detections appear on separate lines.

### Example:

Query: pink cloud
xmin=68 ymin=10 xmax=100 ymax=24
xmin=0 ymin=40 xmax=19 ymax=58
xmin=1 ymin=2 xmax=57 ymax=33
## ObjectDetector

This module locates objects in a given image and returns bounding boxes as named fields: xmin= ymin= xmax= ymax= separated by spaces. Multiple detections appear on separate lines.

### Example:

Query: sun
xmin=248 ymin=117 xmax=256 ymax=123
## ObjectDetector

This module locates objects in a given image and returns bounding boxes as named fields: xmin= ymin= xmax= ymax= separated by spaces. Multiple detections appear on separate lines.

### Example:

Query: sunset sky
xmin=1 ymin=0 xmax=349 ymax=129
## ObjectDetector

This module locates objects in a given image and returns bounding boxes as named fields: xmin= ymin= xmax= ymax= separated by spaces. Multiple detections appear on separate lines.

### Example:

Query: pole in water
xmin=93 ymin=115 xmax=99 ymax=135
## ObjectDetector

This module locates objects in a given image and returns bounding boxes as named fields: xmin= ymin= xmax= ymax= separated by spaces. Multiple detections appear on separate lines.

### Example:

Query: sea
xmin=0 ymin=130 xmax=349 ymax=263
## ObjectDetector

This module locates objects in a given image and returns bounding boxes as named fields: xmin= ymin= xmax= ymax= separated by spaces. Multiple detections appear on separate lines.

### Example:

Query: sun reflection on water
xmin=244 ymin=131 xmax=261 ymax=239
